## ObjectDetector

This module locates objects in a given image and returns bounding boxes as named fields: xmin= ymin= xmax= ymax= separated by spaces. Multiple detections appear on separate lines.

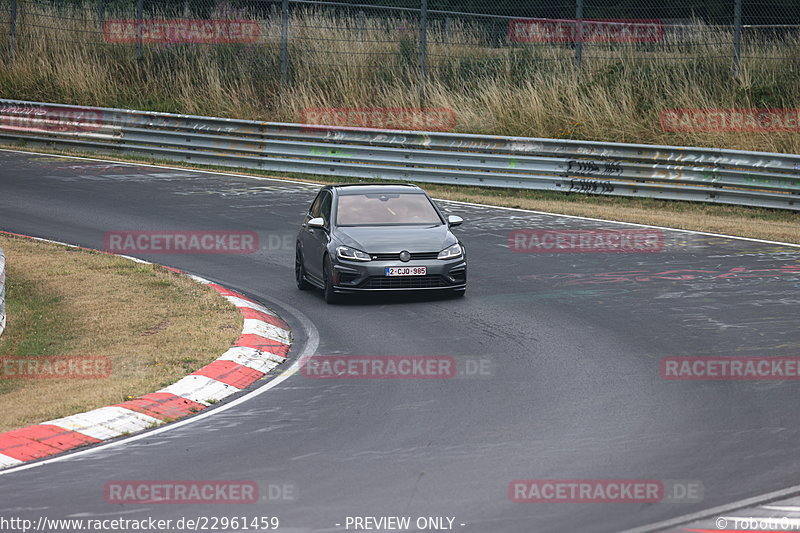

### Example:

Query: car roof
xmin=329 ymin=183 xmax=425 ymax=195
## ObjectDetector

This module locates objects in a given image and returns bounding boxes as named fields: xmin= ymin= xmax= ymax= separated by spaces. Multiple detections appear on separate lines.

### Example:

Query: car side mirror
xmin=308 ymin=217 xmax=325 ymax=229
xmin=447 ymin=215 xmax=463 ymax=227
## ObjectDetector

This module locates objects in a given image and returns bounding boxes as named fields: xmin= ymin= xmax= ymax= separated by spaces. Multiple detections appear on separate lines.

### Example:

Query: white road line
xmin=618 ymin=485 xmax=800 ymax=533
xmin=762 ymin=504 xmax=800 ymax=512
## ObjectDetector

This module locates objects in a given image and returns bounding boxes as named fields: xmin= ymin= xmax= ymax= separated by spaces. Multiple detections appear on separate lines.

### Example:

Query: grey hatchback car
xmin=295 ymin=184 xmax=467 ymax=303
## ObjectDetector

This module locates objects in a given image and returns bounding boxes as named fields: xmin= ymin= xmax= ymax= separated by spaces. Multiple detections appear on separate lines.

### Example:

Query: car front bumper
xmin=331 ymin=257 xmax=467 ymax=292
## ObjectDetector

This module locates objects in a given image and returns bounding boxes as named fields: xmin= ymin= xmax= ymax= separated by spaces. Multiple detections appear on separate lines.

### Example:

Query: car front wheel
xmin=323 ymin=255 xmax=340 ymax=304
xmin=296 ymin=248 xmax=312 ymax=290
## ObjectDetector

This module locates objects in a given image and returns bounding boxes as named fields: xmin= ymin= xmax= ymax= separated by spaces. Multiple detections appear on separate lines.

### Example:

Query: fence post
xmin=575 ymin=0 xmax=584 ymax=69
xmin=96 ymin=0 xmax=104 ymax=27
xmin=9 ymin=0 xmax=16 ymax=64
xmin=444 ymin=16 xmax=451 ymax=45
xmin=733 ymin=0 xmax=742 ymax=78
xmin=358 ymin=9 xmax=365 ymax=40
xmin=281 ymin=0 xmax=289 ymax=86
xmin=419 ymin=0 xmax=428 ymax=104
xmin=135 ymin=0 xmax=143 ymax=60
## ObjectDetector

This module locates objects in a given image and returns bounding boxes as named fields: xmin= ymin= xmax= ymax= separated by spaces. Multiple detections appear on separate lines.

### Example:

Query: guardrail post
xmin=9 ymin=0 xmax=16 ymax=64
xmin=280 ymin=0 xmax=289 ymax=86
xmin=574 ymin=0 xmax=584 ymax=69
xmin=135 ymin=0 xmax=143 ymax=60
xmin=418 ymin=0 xmax=428 ymax=104
xmin=733 ymin=0 xmax=742 ymax=78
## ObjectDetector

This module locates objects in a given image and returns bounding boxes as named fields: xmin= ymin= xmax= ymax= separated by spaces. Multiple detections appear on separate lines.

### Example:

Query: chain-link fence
xmin=1 ymin=0 xmax=799 ymax=150
xmin=3 ymin=0 xmax=799 ymax=86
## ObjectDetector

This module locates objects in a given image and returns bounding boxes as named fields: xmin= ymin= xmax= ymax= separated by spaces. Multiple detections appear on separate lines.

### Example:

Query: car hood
xmin=334 ymin=225 xmax=456 ymax=253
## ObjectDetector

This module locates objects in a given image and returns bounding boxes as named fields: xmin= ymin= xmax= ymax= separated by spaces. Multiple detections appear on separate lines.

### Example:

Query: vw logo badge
xmin=399 ymin=251 xmax=411 ymax=262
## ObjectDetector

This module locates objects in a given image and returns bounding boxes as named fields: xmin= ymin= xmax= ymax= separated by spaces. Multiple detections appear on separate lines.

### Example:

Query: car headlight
xmin=438 ymin=243 xmax=462 ymax=260
xmin=337 ymin=245 xmax=371 ymax=262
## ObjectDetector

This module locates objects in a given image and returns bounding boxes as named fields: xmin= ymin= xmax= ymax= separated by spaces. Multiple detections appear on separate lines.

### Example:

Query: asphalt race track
xmin=1 ymin=149 xmax=800 ymax=533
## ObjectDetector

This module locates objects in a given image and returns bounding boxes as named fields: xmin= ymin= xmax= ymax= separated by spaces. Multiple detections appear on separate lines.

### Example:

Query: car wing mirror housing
xmin=308 ymin=217 xmax=326 ymax=228
xmin=447 ymin=215 xmax=463 ymax=227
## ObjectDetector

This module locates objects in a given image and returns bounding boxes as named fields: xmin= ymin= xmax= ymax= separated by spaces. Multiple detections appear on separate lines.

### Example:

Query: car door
xmin=302 ymin=190 xmax=332 ymax=280
xmin=299 ymin=190 xmax=324 ymax=280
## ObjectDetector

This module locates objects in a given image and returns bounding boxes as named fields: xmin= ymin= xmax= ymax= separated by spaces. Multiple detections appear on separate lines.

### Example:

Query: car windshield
xmin=336 ymin=192 xmax=443 ymax=226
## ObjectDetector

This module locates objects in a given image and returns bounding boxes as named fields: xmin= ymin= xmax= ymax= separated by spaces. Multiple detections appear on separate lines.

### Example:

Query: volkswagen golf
xmin=295 ymin=184 xmax=467 ymax=303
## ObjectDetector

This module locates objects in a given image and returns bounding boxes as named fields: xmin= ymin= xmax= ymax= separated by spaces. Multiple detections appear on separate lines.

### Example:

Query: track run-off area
xmin=1 ymin=149 xmax=800 ymax=532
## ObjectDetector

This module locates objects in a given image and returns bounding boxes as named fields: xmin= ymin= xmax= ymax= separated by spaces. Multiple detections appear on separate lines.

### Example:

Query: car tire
xmin=296 ymin=248 xmax=312 ymax=291
xmin=323 ymin=255 xmax=340 ymax=304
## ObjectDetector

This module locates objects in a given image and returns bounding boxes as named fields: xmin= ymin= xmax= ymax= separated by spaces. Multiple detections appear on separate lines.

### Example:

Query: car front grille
xmin=360 ymin=275 xmax=449 ymax=289
xmin=371 ymin=252 xmax=440 ymax=261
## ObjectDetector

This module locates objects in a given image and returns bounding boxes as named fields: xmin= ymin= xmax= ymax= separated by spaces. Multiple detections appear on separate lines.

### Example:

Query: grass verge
xmin=0 ymin=233 xmax=242 ymax=433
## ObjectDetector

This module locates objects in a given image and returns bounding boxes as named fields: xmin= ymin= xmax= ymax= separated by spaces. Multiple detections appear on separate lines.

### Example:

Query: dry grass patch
xmin=0 ymin=233 xmax=242 ymax=432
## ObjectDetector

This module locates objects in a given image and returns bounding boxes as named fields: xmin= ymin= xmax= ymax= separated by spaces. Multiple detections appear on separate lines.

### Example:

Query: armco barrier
xmin=0 ymin=248 xmax=5 ymax=337
xmin=0 ymin=99 xmax=798 ymax=210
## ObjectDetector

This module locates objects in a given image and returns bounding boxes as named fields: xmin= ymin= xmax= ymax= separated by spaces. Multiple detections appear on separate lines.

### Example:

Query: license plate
xmin=385 ymin=266 xmax=427 ymax=276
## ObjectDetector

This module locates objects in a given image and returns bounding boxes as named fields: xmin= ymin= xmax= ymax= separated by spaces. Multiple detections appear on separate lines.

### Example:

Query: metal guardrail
xmin=0 ymin=248 xmax=6 ymax=338
xmin=0 ymin=98 xmax=799 ymax=210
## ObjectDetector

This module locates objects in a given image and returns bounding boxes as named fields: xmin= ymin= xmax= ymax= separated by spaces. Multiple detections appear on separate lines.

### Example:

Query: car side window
xmin=308 ymin=191 xmax=325 ymax=219
xmin=319 ymin=192 xmax=333 ymax=228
